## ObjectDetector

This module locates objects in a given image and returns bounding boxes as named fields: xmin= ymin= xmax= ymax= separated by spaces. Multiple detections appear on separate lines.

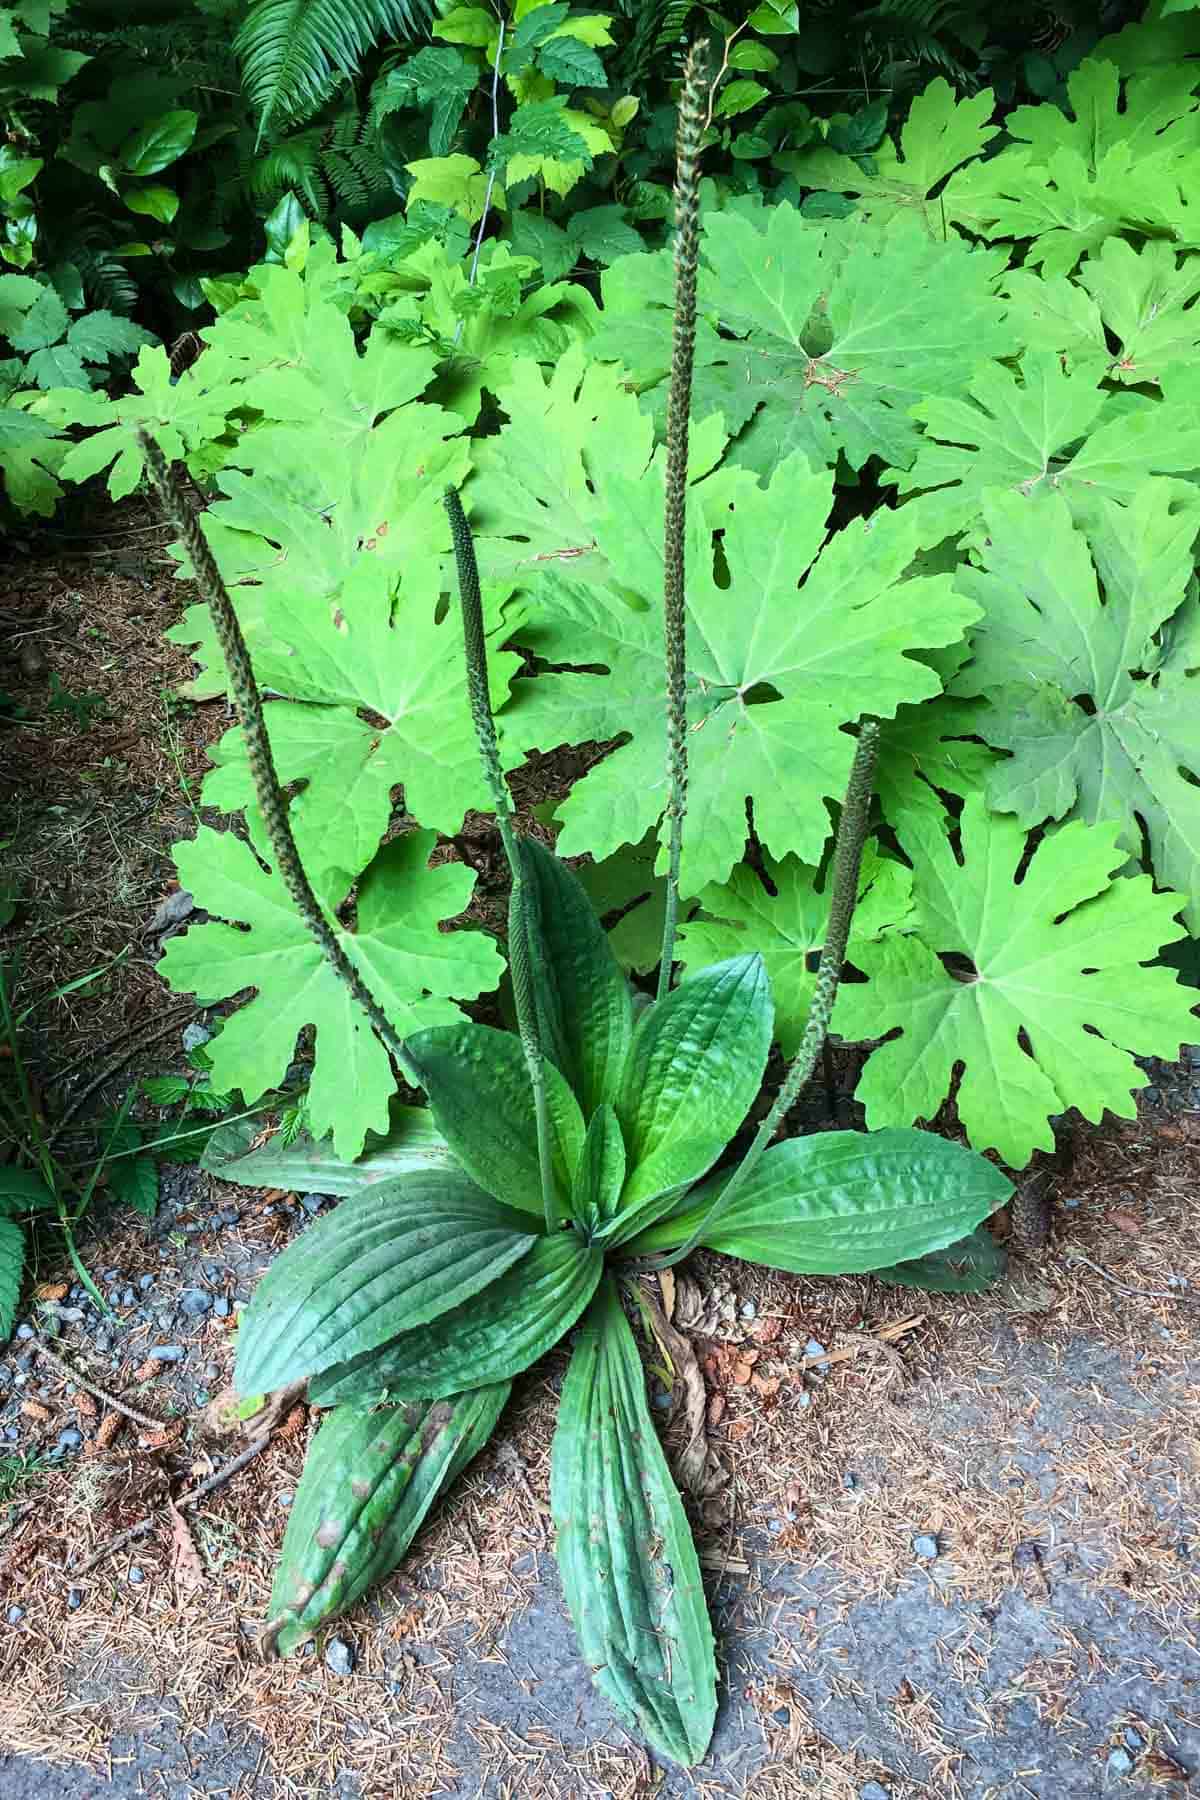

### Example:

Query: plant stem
xmin=444 ymin=487 xmax=557 ymax=1234
xmin=646 ymin=721 xmax=880 ymax=1271
xmin=656 ymin=39 xmax=709 ymax=1004
xmin=136 ymin=431 xmax=418 ymax=1089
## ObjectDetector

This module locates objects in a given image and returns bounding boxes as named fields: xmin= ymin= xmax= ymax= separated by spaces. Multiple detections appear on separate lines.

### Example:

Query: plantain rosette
xmin=230 ymin=841 xmax=1011 ymax=1765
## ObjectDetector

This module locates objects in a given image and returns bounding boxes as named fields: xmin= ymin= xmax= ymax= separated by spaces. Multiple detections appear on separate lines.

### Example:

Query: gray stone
xmin=15 ymin=1324 xmax=33 ymax=1341
xmin=772 ymin=1706 xmax=790 ymax=1724
xmin=3 ymin=1426 xmax=17 ymax=1442
xmin=14 ymin=1354 xmax=33 ymax=1374
xmin=57 ymin=1428 xmax=82 ymax=1451
xmin=182 ymin=1020 xmax=212 ymax=1052
xmin=218 ymin=1207 xmax=241 ymax=1226
xmin=128 ymin=1566 xmax=145 ymax=1585
xmin=1106 ymin=1747 xmax=1134 ymax=1777
xmin=93 ymin=1332 xmax=113 ymax=1356
xmin=67 ymin=1588 xmax=82 ymax=1610
xmin=121 ymin=1288 xmax=135 ymax=1308
xmin=859 ymin=1784 xmax=891 ymax=1800
xmin=842 ymin=1471 xmax=859 ymax=1491
xmin=278 ymin=1492 xmax=294 ymax=1509
xmin=912 ymin=1533 xmax=940 ymax=1560
xmin=213 ymin=1296 xmax=231 ymax=1319
xmin=203 ymin=1262 xmax=222 ymax=1281
xmin=148 ymin=1345 xmax=185 ymax=1363
xmin=739 ymin=1299 xmax=756 ymax=1320
xmin=103 ymin=1270 xmax=120 ymax=1283
xmin=1122 ymin=1728 xmax=1144 ymax=1752
xmin=180 ymin=1289 xmax=212 ymax=1317
xmin=139 ymin=1273 xmax=155 ymax=1291
xmin=6 ymin=1607 xmax=23 ymax=1625
xmin=324 ymin=1637 xmax=355 ymax=1676
xmin=1142 ymin=1086 xmax=1160 ymax=1104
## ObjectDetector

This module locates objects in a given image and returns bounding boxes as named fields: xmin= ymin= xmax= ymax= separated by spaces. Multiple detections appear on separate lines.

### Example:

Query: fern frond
xmin=235 ymin=0 xmax=432 ymax=139
xmin=247 ymin=130 xmax=329 ymax=214
xmin=616 ymin=0 xmax=695 ymax=91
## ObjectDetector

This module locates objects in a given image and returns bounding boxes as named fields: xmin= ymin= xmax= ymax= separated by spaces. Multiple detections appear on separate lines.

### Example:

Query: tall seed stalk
xmin=656 ymin=39 xmax=709 ymax=1002
xmin=445 ymin=487 xmax=557 ymax=1234
xmin=136 ymin=430 xmax=419 ymax=1086
xmin=646 ymin=720 xmax=881 ymax=1271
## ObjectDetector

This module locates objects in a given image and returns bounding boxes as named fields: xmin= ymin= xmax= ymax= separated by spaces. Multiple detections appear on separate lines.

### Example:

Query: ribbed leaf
xmin=404 ymin=1022 xmax=585 ymax=1216
xmin=552 ymin=1276 xmax=716 ymax=1767
xmin=605 ymin=955 xmax=773 ymax=1244
xmin=267 ymin=1383 xmax=508 ymax=1653
xmin=0 ymin=1220 xmax=24 ymax=1340
xmin=0 ymin=1167 xmax=55 ymax=1215
xmin=514 ymin=838 xmax=634 ymax=1114
xmin=201 ymin=1106 xmax=452 ymax=1194
xmin=235 ymin=1170 xmax=539 ymax=1394
xmin=236 ymin=0 xmax=432 ymax=137
xmin=571 ymin=1104 xmax=626 ymax=1231
xmin=309 ymin=1228 xmax=602 ymax=1404
xmin=873 ymin=1224 xmax=1008 ymax=1293
xmin=628 ymin=1129 xmax=1012 ymax=1271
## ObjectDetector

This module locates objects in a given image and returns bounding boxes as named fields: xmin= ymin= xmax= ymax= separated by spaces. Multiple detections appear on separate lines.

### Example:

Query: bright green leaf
xmin=120 ymin=108 xmax=198 ymax=176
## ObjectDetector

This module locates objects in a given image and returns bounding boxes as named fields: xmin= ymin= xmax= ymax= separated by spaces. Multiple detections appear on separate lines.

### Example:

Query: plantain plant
xmin=140 ymin=45 xmax=1011 ymax=1769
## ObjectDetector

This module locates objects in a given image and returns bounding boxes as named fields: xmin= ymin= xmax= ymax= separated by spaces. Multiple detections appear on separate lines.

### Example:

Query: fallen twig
xmin=68 ymin=1432 xmax=270 ymax=1579
xmin=800 ymin=1315 xmax=925 ymax=1371
xmin=32 ymin=1336 xmax=168 ymax=1431
xmin=1064 ymin=1250 xmax=1200 ymax=1305
xmin=47 ymin=1006 xmax=199 ymax=1144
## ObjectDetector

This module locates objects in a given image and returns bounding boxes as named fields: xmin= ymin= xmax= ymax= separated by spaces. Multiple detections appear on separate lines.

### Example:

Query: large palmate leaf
xmin=267 ymin=1384 xmax=508 ymax=1655
xmin=201 ymin=1104 xmax=452 ymax=1192
xmin=234 ymin=1170 xmax=537 ymax=1394
xmin=677 ymin=847 xmax=913 ymax=1056
xmin=607 ymin=955 xmax=772 ymax=1242
xmin=51 ymin=344 xmax=242 ymax=500
xmin=941 ymin=55 xmax=1200 ymax=275
xmin=1003 ymin=238 xmax=1200 ymax=387
xmin=552 ymin=1277 xmax=716 ymax=1767
xmin=514 ymin=837 xmax=633 ymax=1115
xmin=874 ymin=694 xmax=999 ymax=860
xmin=953 ymin=483 xmax=1200 ymax=929
xmin=628 ymin=1129 xmax=1010 ymax=1271
xmin=160 ymin=828 xmax=503 ymax=1158
xmin=887 ymin=352 xmax=1200 ymax=538
xmin=403 ymin=1022 xmax=586 ymax=1217
xmin=308 ymin=1228 xmax=603 ymax=1404
xmin=592 ymin=205 xmax=1016 ymax=477
xmin=836 ymin=800 xmax=1197 ymax=1168
xmin=485 ymin=396 xmax=976 ymax=891
xmin=776 ymin=77 xmax=999 ymax=233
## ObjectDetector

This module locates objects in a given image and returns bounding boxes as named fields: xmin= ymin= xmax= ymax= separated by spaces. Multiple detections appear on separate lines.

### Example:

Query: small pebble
xmin=15 ymin=1324 xmax=33 ymax=1342
xmin=139 ymin=1274 xmax=155 ymax=1291
xmin=842 ymin=1471 xmax=859 ymax=1491
xmin=218 ymin=1208 xmax=240 ymax=1226
xmin=768 ymin=1519 xmax=785 ymax=1535
xmin=324 ymin=1637 xmax=355 ymax=1676
xmin=6 ymin=1606 xmax=23 ymax=1625
xmin=193 ymin=1389 xmax=210 ymax=1406
xmin=103 ymin=1270 xmax=120 ymax=1283
xmin=57 ymin=1428 xmax=83 ymax=1452
xmin=121 ymin=1288 xmax=135 ymax=1309
xmin=797 ymin=1391 xmax=812 ymax=1409
xmin=739 ymin=1299 xmax=756 ymax=1320
xmin=180 ymin=1290 xmax=213 ymax=1317
xmin=213 ymin=1296 xmax=231 ymax=1319
xmin=278 ymin=1492 xmax=294 ymax=1509
xmin=203 ymin=1262 xmax=222 ymax=1281
xmin=1106 ymin=1748 xmax=1134 ymax=1777
xmin=202 ymin=1361 xmax=220 ymax=1382
xmin=3 ymin=1427 xmax=18 ymax=1442
xmin=772 ymin=1706 xmax=790 ymax=1725
xmin=69 ymin=1286 xmax=84 ymax=1302
xmin=182 ymin=1021 xmax=212 ymax=1052
xmin=149 ymin=1345 xmax=185 ymax=1363
xmin=1123 ymin=1728 xmax=1144 ymax=1753
xmin=860 ymin=1784 xmax=891 ymax=1800
xmin=1063 ymin=1196 xmax=1080 ymax=1210
xmin=652 ymin=1390 xmax=671 ymax=1410
xmin=128 ymin=1566 xmax=145 ymax=1585
xmin=94 ymin=1333 xmax=113 ymax=1356
xmin=67 ymin=1588 xmax=82 ymax=1611
xmin=15 ymin=1355 xmax=33 ymax=1374
xmin=912 ymin=1533 xmax=940 ymax=1561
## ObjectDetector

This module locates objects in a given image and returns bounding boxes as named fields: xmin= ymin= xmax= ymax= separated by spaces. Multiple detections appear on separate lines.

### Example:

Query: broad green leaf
xmin=953 ymin=484 xmax=1200 ymax=929
xmin=607 ymin=955 xmax=772 ymax=1242
xmin=24 ymin=343 xmax=88 ymax=389
xmin=779 ymin=79 xmax=997 ymax=231
xmin=574 ymin=833 xmax=667 ymax=976
xmin=65 ymin=309 xmax=154 ymax=363
xmin=8 ymin=283 xmax=67 ymax=352
xmin=489 ymin=99 xmax=592 ymax=184
xmin=1004 ymin=239 xmax=1200 ymax=387
xmin=201 ymin=1105 xmax=452 ymax=1192
xmin=874 ymin=690 xmax=999 ymax=857
xmin=124 ymin=183 xmax=178 ymax=223
xmin=592 ymin=207 xmax=1017 ymax=476
xmin=269 ymin=1387 xmax=508 ymax=1655
xmin=403 ymin=1021 xmax=586 ymax=1217
xmin=235 ymin=1170 xmax=539 ymax=1394
xmin=887 ymin=352 xmax=1200 ymax=538
xmin=566 ymin=204 xmax=642 ymax=265
xmin=488 ymin=413 xmax=978 ymax=890
xmin=390 ymin=46 xmax=479 ymax=157
xmin=536 ymin=32 xmax=605 ymax=87
xmin=434 ymin=5 xmax=494 ymax=47
xmin=106 ymin=1150 xmax=158 ymax=1217
xmin=0 ymin=1167 xmax=54 ymax=1213
xmin=677 ymin=847 xmax=914 ymax=1055
xmin=120 ymin=108 xmax=198 ymax=176
xmin=405 ymin=154 xmax=500 ymax=222
xmin=55 ymin=343 xmax=241 ymax=500
xmin=308 ymin=1227 xmax=603 ymax=1403
xmin=0 ymin=154 xmax=40 ymax=202
xmin=629 ymin=1129 xmax=1011 ymax=1270
xmin=0 ymin=271 xmax=43 ymax=335
xmin=874 ymin=1225 xmax=1008 ymax=1294
xmin=552 ymin=1276 xmax=716 ymax=1767
xmin=570 ymin=1103 xmax=625 ymax=1230
xmin=0 ymin=1219 xmax=23 ymax=1340
xmin=836 ymin=799 xmax=1198 ymax=1167
xmin=507 ymin=210 xmax=576 ymax=281
xmin=159 ymin=828 xmax=504 ymax=1159
xmin=513 ymin=836 xmax=633 ymax=1114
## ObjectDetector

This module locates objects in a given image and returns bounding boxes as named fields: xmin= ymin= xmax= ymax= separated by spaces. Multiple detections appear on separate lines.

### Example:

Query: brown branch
xmin=32 ymin=1336 xmax=168 ymax=1431
xmin=67 ymin=1433 xmax=271 ymax=1579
